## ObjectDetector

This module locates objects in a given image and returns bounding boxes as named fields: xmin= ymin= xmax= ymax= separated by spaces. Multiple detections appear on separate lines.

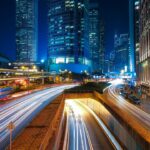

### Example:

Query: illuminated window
xmin=56 ymin=57 xmax=65 ymax=64
xmin=66 ymin=57 xmax=75 ymax=63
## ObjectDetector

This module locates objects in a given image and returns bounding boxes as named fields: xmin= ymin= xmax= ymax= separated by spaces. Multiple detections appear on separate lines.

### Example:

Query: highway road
xmin=0 ymin=85 xmax=74 ymax=149
xmin=107 ymin=83 xmax=150 ymax=129
xmin=103 ymin=80 xmax=150 ymax=144
xmin=65 ymin=100 xmax=114 ymax=150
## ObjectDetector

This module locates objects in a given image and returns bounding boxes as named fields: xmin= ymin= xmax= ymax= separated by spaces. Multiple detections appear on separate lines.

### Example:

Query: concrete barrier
xmin=39 ymin=95 xmax=65 ymax=150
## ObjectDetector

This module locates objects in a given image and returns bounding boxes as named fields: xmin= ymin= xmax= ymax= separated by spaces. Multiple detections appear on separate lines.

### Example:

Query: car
xmin=120 ymin=91 xmax=128 ymax=99
xmin=128 ymin=95 xmax=141 ymax=105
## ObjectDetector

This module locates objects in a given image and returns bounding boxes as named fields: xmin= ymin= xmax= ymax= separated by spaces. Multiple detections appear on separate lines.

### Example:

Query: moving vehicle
xmin=128 ymin=95 xmax=141 ymax=105
xmin=120 ymin=91 xmax=128 ymax=99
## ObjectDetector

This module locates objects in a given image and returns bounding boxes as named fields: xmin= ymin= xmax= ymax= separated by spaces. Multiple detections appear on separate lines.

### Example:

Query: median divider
xmin=10 ymin=94 xmax=66 ymax=150
xmin=39 ymin=95 xmax=65 ymax=150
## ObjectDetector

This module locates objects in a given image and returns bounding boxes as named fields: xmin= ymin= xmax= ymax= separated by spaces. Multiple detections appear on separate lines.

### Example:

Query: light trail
xmin=0 ymin=85 xmax=75 ymax=149
xmin=107 ymin=85 xmax=150 ymax=128
xmin=75 ymin=100 xmax=122 ymax=150
xmin=65 ymin=99 xmax=117 ymax=150
xmin=65 ymin=100 xmax=93 ymax=150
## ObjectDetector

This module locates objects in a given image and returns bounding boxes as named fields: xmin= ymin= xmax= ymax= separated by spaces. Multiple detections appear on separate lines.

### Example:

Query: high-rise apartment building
xmin=89 ymin=2 xmax=100 ymax=72
xmin=114 ymin=34 xmax=129 ymax=73
xmin=139 ymin=0 xmax=150 ymax=91
xmin=89 ymin=2 xmax=104 ymax=72
xmin=16 ymin=0 xmax=38 ymax=63
xmin=47 ymin=0 xmax=91 ymax=73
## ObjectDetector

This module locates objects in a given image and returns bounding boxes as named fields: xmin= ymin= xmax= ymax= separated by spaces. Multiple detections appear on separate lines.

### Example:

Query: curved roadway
xmin=103 ymin=82 xmax=150 ymax=143
xmin=66 ymin=100 xmax=114 ymax=150
xmin=107 ymin=85 xmax=150 ymax=129
xmin=0 ymin=85 xmax=74 ymax=149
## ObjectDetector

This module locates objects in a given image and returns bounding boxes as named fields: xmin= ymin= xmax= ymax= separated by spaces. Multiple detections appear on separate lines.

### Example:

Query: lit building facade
xmin=114 ymin=34 xmax=129 ymax=73
xmin=109 ymin=50 xmax=116 ymax=73
xmin=129 ymin=0 xmax=136 ymax=73
xmin=16 ymin=0 xmax=38 ymax=63
xmin=134 ymin=0 xmax=140 ymax=78
xmin=139 ymin=0 xmax=150 ymax=90
xmin=48 ymin=0 xmax=91 ymax=74
xmin=89 ymin=2 xmax=104 ymax=72
xmin=99 ymin=20 xmax=105 ymax=73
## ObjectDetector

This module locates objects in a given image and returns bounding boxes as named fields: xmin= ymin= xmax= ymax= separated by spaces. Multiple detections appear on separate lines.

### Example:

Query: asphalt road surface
xmin=107 ymin=83 xmax=150 ymax=129
xmin=0 ymin=85 xmax=75 ymax=149
xmin=65 ymin=100 xmax=114 ymax=150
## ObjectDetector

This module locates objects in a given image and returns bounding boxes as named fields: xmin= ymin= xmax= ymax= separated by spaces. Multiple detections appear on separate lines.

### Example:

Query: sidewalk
xmin=138 ymin=94 xmax=150 ymax=114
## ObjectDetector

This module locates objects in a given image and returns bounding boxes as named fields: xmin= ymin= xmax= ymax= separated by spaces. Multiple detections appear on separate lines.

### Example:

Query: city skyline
xmin=0 ymin=0 xmax=129 ymax=62
xmin=0 ymin=0 xmax=150 ymax=149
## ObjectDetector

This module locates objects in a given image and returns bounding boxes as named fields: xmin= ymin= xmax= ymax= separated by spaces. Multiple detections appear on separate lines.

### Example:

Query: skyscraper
xmin=47 ymin=0 xmax=91 ymax=73
xmin=114 ymin=34 xmax=129 ymax=73
xmin=99 ymin=20 xmax=105 ymax=72
xmin=129 ymin=0 xmax=136 ymax=73
xmin=134 ymin=0 xmax=140 ymax=77
xmin=139 ymin=0 xmax=150 ymax=91
xmin=89 ymin=2 xmax=104 ymax=72
xmin=16 ymin=0 xmax=38 ymax=63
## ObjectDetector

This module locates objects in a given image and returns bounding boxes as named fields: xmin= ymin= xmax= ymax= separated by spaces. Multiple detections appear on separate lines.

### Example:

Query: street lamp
xmin=8 ymin=63 xmax=12 ymax=66
xmin=21 ymin=66 xmax=25 ymax=70
xmin=41 ymin=69 xmax=44 ymax=85
xmin=41 ymin=59 xmax=45 ymax=63
xmin=33 ymin=65 xmax=36 ymax=69
xmin=7 ymin=122 xmax=15 ymax=150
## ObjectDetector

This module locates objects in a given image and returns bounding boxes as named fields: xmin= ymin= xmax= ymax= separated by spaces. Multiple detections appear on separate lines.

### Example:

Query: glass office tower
xmin=114 ymin=34 xmax=129 ymax=73
xmin=89 ymin=2 xmax=104 ymax=72
xmin=129 ymin=0 xmax=136 ymax=74
xmin=134 ymin=0 xmax=140 ymax=77
xmin=48 ymin=0 xmax=91 ymax=73
xmin=99 ymin=20 xmax=105 ymax=73
xmin=16 ymin=0 xmax=38 ymax=63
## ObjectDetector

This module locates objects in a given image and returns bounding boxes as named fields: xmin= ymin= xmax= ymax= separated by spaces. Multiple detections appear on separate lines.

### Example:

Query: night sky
xmin=0 ymin=0 xmax=129 ymax=61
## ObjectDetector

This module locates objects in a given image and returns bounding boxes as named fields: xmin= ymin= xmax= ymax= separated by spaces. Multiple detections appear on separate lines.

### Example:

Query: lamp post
xmin=41 ymin=70 xmax=44 ymax=85
xmin=27 ymin=66 xmax=30 ymax=94
xmin=7 ymin=122 xmax=15 ymax=150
